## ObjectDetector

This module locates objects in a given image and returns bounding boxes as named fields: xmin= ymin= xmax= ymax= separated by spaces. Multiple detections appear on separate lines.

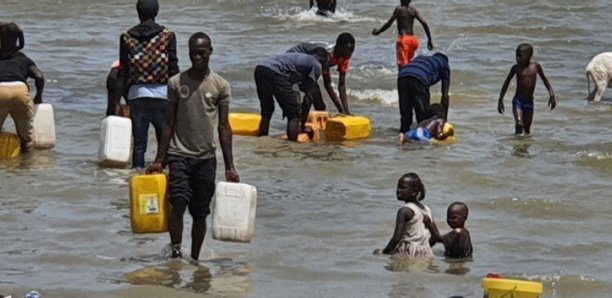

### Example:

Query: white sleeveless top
xmin=393 ymin=202 xmax=434 ymax=258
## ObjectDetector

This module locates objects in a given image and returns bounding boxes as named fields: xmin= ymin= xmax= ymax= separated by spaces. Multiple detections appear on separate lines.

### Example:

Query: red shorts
xmin=396 ymin=35 xmax=420 ymax=68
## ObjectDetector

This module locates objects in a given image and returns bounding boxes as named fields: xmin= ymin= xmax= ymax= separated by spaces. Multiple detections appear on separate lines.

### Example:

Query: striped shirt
xmin=398 ymin=55 xmax=450 ymax=87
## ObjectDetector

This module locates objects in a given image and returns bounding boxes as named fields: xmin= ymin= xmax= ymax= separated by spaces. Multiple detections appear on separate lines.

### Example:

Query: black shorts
xmin=254 ymin=65 xmax=301 ymax=119
xmin=168 ymin=155 xmax=216 ymax=221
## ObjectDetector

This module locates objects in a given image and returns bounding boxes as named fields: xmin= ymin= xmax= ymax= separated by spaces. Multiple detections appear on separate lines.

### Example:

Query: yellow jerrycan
xmin=482 ymin=277 xmax=543 ymax=298
xmin=229 ymin=113 xmax=261 ymax=136
xmin=129 ymin=174 xmax=169 ymax=233
xmin=0 ymin=132 xmax=21 ymax=159
xmin=325 ymin=115 xmax=371 ymax=141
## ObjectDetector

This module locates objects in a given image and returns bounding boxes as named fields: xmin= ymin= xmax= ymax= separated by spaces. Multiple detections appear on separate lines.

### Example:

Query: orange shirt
xmin=327 ymin=52 xmax=350 ymax=75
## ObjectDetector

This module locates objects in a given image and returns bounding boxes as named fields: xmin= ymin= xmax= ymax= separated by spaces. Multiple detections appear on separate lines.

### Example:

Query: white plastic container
xmin=32 ymin=103 xmax=56 ymax=149
xmin=98 ymin=115 xmax=132 ymax=167
xmin=212 ymin=182 xmax=258 ymax=243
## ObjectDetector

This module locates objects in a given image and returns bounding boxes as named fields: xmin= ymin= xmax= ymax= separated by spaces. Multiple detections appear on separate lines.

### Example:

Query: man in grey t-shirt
xmin=148 ymin=32 xmax=239 ymax=260
xmin=254 ymin=51 xmax=328 ymax=141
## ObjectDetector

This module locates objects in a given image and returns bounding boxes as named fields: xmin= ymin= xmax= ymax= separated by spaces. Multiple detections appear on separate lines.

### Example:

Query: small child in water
xmin=426 ymin=201 xmax=473 ymax=259
xmin=400 ymin=103 xmax=453 ymax=144
xmin=376 ymin=173 xmax=435 ymax=257
xmin=497 ymin=43 xmax=556 ymax=135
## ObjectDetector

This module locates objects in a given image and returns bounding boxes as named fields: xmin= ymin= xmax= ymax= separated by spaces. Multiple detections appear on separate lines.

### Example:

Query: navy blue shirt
xmin=398 ymin=55 xmax=450 ymax=87
xmin=259 ymin=53 xmax=322 ymax=85
xmin=0 ymin=52 xmax=35 ymax=83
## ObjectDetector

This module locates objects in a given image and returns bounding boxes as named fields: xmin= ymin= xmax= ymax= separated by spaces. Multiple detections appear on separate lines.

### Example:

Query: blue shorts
xmin=512 ymin=96 xmax=534 ymax=113
xmin=405 ymin=127 xmax=431 ymax=144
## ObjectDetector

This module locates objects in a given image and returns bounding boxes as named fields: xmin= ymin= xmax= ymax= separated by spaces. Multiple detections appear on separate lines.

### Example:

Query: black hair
xmin=137 ymin=0 xmax=159 ymax=21
xmin=400 ymin=0 xmax=412 ymax=6
xmin=448 ymin=201 xmax=469 ymax=218
xmin=189 ymin=32 xmax=211 ymax=46
xmin=0 ymin=22 xmax=24 ymax=52
xmin=335 ymin=32 xmax=355 ymax=48
xmin=427 ymin=103 xmax=445 ymax=118
xmin=433 ymin=52 xmax=449 ymax=63
xmin=400 ymin=173 xmax=426 ymax=201
xmin=516 ymin=43 xmax=533 ymax=55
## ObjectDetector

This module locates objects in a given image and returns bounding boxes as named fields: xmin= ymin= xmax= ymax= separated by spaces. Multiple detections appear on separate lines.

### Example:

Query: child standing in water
xmin=378 ymin=173 xmax=436 ymax=257
xmin=426 ymin=201 xmax=473 ymax=259
xmin=372 ymin=0 xmax=434 ymax=69
xmin=497 ymin=43 xmax=556 ymax=135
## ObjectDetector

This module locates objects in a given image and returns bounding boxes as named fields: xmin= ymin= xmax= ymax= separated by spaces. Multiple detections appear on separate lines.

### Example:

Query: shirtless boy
xmin=427 ymin=202 xmax=473 ymax=259
xmin=497 ymin=43 xmax=556 ymax=135
xmin=372 ymin=0 xmax=434 ymax=68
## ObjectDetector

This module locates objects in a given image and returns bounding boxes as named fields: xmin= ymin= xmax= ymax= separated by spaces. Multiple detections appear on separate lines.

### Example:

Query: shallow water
xmin=1 ymin=0 xmax=612 ymax=297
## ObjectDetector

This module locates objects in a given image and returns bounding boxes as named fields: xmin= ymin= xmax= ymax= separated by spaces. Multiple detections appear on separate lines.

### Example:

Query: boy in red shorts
xmin=372 ymin=0 xmax=434 ymax=69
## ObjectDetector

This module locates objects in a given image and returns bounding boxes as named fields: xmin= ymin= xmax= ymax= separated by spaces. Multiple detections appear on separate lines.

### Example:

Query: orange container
xmin=308 ymin=111 xmax=331 ymax=130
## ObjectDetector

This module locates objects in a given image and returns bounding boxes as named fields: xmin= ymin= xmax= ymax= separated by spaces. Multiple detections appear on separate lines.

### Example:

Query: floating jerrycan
xmin=129 ymin=174 xmax=169 ymax=233
xmin=229 ymin=113 xmax=261 ymax=136
xmin=32 ymin=103 xmax=56 ymax=149
xmin=307 ymin=111 xmax=331 ymax=130
xmin=0 ymin=132 xmax=21 ymax=159
xmin=212 ymin=182 xmax=258 ymax=243
xmin=482 ymin=276 xmax=543 ymax=298
xmin=325 ymin=115 xmax=371 ymax=141
xmin=98 ymin=115 xmax=132 ymax=167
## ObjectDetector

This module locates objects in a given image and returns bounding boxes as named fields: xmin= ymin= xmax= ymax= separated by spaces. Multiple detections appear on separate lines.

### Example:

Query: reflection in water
xmin=384 ymin=255 xmax=435 ymax=273
xmin=121 ymin=258 xmax=251 ymax=295
xmin=512 ymin=142 xmax=532 ymax=158
xmin=443 ymin=258 xmax=471 ymax=276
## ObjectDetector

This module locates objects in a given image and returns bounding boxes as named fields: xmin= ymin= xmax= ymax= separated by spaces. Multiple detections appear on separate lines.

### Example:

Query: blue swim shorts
xmin=512 ymin=96 xmax=534 ymax=113
xmin=405 ymin=127 xmax=432 ymax=144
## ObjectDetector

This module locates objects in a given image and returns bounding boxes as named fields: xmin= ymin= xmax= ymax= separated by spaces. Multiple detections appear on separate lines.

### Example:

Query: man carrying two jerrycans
xmin=147 ymin=32 xmax=239 ymax=261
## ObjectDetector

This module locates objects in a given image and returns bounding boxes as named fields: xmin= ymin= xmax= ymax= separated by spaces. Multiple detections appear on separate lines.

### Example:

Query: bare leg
xmin=191 ymin=219 xmax=206 ymax=260
xmin=513 ymin=105 xmax=524 ymax=135
xmin=258 ymin=114 xmax=271 ymax=136
xmin=523 ymin=110 xmax=534 ymax=135
xmin=169 ymin=206 xmax=185 ymax=258
xmin=286 ymin=117 xmax=300 ymax=141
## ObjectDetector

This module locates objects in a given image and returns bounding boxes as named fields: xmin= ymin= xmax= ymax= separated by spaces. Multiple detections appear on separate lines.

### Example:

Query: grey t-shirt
xmin=259 ymin=52 xmax=322 ymax=85
xmin=167 ymin=70 xmax=231 ymax=159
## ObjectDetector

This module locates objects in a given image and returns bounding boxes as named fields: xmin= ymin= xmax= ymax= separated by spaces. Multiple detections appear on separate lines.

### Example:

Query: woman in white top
xmin=379 ymin=173 xmax=437 ymax=257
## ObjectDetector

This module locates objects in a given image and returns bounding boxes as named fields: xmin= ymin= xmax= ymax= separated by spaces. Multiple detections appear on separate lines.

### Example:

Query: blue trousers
xmin=130 ymin=98 xmax=169 ymax=168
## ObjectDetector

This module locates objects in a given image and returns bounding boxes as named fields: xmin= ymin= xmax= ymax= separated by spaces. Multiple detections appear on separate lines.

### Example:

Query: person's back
xmin=395 ymin=202 xmax=434 ymax=257
xmin=259 ymin=52 xmax=322 ymax=85
xmin=113 ymin=0 xmax=179 ymax=168
xmin=372 ymin=0 xmax=434 ymax=68
xmin=0 ymin=22 xmax=45 ymax=152
xmin=399 ymin=54 xmax=450 ymax=87
xmin=395 ymin=4 xmax=418 ymax=35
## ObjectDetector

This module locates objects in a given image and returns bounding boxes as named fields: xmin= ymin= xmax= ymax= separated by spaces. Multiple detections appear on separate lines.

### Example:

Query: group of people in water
xmin=0 ymin=0 xmax=565 ymax=261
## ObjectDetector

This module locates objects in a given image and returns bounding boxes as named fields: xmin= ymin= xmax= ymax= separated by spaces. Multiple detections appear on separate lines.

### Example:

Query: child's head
xmin=137 ymin=0 xmax=159 ymax=22
xmin=396 ymin=173 xmax=426 ymax=202
xmin=334 ymin=32 xmax=355 ymax=59
xmin=446 ymin=201 xmax=469 ymax=229
xmin=427 ymin=103 xmax=445 ymax=119
xmin=515 ymin=43 xmax=533 ymax=65
xmin=400 ymin=0 xmax=412 ymax=6
xmin=0 ymin=22 xmax=24 ymax=53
